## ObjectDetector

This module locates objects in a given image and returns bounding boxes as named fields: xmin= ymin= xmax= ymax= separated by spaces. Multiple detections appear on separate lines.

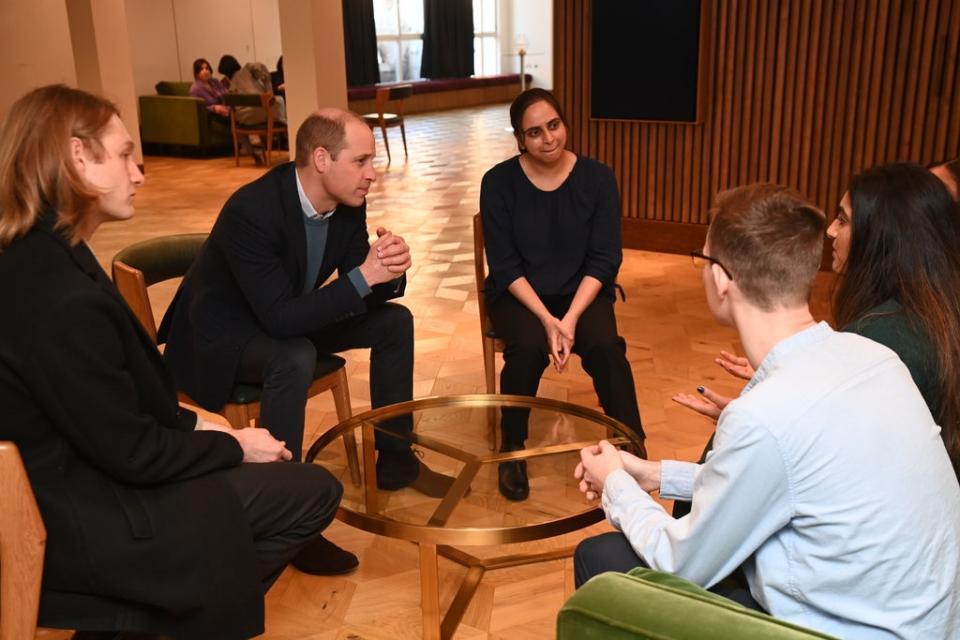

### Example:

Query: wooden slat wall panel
xmin=555 ymin=0 xmax=960 ymax=252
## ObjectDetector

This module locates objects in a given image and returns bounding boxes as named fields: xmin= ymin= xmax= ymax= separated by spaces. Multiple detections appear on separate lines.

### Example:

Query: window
xmin=473 ymin=0 xmax=499 ymax=77
xmin=373 ymin=0 xmax=499 ymax=81
xmin=374 ymin=0 xmax=424 ymax=82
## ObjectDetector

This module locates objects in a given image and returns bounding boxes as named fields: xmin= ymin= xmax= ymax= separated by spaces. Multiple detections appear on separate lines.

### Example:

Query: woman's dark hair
xmin=834 ymin=162 xmax=960 ymax=476
xmin=276 ymin=56 xmax=284 ymax=74
xmin=508 ymin=88 xmax=567 ymax=153
xmin=192 ymin=58 xmax=211 ymax=79
xmin=217 ymin=55 xmax=241 ymax=79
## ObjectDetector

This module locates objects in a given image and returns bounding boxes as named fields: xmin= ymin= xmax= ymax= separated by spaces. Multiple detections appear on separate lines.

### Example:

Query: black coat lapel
xmin=279 ymin=164 xmax=308 ymax=291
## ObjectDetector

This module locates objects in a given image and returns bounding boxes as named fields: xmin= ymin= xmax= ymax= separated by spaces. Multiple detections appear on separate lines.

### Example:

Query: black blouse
xmin=480 ymin=154 xmax=623 ymax=302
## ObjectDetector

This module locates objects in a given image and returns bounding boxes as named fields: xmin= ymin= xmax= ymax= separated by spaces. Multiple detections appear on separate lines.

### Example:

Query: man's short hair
xmin=708 ymin=183 xmax=825 ymax=311
xmin=294 ymin=112 xmax=351 ymax=166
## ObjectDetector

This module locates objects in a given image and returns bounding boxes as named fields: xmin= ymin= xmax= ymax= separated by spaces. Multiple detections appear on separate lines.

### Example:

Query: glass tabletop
xmin=305 ymin=394 xmax=641 ymax=546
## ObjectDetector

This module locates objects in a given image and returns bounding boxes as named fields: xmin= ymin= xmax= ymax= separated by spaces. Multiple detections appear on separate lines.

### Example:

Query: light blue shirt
xmin=295 ymin=169 xmax=370 ymax=297
xmin=603 ymin=322 xmax=960 ymax=639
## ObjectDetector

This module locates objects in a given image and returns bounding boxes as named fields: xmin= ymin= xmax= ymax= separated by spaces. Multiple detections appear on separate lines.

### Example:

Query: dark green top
xmin=842 ymin=299 xmax=940 ymax=419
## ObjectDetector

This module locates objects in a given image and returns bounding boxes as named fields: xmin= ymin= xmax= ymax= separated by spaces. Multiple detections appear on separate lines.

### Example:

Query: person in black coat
xmin=480 ymin=89 xmax=646 ymax=501
xmin=0 ymin=85 xmax=343 ymax=639
xmin=159 ymin=108 xmax=452 ymax=503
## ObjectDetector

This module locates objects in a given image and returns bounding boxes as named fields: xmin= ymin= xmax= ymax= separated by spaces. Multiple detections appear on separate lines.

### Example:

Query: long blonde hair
xmin=0 ymin=84 xmax=118 ymax=248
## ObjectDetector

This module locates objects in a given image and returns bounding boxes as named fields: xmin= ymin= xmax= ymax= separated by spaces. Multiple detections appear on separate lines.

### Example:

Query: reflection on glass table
xmin=304 ymin=394 xmax=641 ymax=640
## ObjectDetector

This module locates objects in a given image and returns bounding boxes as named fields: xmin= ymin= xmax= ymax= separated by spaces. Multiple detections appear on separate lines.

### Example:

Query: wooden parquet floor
xmin=55 ymin=103 xmax=834 ymax=639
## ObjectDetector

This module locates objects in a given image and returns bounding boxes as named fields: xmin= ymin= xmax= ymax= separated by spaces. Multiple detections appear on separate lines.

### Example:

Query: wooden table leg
xmin=419 ymin=542 xmax=441 ymax=640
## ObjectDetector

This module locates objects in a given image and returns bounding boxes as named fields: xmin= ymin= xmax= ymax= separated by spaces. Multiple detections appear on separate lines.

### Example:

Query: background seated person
xmin=0 ymin=85 xmax=346 ymax=639
xmin=219 ymin=53 xmax=286 ymax=125
xmin=189 ymin=57 xmax=228 ymax=118
xmin=480 ymin=88 xmax=646 ymax=501
xmin=575 ymin=183 xmax=960 ymax=639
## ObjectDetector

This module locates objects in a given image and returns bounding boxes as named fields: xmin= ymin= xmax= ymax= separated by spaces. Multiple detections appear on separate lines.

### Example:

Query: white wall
xmin=126 ymin=0 xmax=180 ymax=97
xmin=499 ymin=0 xmax=552 ymax=89
xmin=0 ymin=0 xmax=76 ymax=117
xmin=125 ymin=0 xmax=282 ymax=96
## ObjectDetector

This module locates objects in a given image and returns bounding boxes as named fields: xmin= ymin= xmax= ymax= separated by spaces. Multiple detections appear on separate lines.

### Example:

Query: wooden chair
xmin=222 ymin=93 xmax=287 ymax=167
xmin=111 ymin=234 xmax=360 ymax=484
xmin=361 ymin=84 xmax=414 ymax=164
xmin=0 ymin=441 xmax=46 ymax=640
xmin=473 ymin=213 xmax=505 ymax=450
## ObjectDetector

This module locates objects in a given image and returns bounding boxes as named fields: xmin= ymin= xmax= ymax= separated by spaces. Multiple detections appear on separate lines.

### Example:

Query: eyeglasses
xmin=691 ymin=250 xmax=733 ymax=280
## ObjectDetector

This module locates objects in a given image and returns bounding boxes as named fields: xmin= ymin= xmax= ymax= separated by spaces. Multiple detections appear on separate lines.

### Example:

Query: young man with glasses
xmin=572 ymin=183 xmax=960 ymax=639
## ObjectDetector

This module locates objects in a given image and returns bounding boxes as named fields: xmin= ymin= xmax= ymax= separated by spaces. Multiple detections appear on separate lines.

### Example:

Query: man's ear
xmin=312 ymin=146 xmax=329 ymax=173
xmin=712 ymin=262 xmax=731 ymax=299
xmin=69 ymin=137 xmax=87 ymax=175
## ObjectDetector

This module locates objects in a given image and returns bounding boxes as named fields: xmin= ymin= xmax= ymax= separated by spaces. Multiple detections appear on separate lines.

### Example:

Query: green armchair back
xmin=138 ymin=81 xmax=232 ymax=153
xmin=558 ymin=568 xmax=837 ymax=639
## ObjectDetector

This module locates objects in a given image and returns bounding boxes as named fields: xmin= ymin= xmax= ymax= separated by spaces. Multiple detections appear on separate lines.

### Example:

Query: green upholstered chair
xmin=557 ymin=568 xmax=837 ymax=639
xmin=111 ymin=234 xmax=360 ymax=484
xmin=138 ymin=81 xmax=233 ymax=154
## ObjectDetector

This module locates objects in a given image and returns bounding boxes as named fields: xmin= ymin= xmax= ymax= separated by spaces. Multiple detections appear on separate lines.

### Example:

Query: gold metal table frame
xmin=304 ymin=394 xmax=639 ymax=640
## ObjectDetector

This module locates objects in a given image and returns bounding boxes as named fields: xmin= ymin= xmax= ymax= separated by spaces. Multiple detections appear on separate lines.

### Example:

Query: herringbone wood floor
xmin=40 ymin=103 xmax=834 ymax=639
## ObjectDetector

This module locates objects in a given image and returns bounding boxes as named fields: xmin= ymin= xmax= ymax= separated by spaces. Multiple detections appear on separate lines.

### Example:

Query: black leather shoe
xmin=377 ymin=450 xmax=460 ymax=498
xmin=292 ymin=535 xmax=359 ymax=576
xmin=375 ymin=449 xmax=420 ymax=490
xmin=498 ymin=460 xmax=529 ymax=501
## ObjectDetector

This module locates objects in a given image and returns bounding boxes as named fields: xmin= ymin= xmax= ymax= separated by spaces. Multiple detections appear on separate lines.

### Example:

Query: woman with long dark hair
xmin=829 ymin=162 xmax=960 ymax=474
xmin=675 ymin=162 xmax=960 ymax=481
xmin=480 ymin=88 xmax=646 ymax=500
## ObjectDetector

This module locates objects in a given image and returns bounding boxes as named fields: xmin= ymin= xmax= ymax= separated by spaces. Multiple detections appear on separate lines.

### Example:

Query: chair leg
xmin=380 ymin=124 xmax=391 ymax=164
xmin=264 ymin=128 xmax=273 ymax=168
xmin=0 ymin=443 xmax=45 ymax=640
xmin=400 ymin=122 xmax=408 ymax=158
xmin=222 ymin=403 xmax=253 ymax=429
xmin=232 ymin=133 xmax=240 ymax=167
xmin=482 ymin=337 xmax=498 ymax=450
xmin=330 ymin=369 xmax=361 ymax=488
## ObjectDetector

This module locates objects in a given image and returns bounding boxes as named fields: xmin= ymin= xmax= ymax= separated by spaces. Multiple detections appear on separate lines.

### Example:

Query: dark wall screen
xmin=591 ymin=0 xmax=702 ymax=122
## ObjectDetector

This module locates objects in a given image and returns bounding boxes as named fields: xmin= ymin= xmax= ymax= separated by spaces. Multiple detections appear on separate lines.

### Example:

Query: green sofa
xmin=138 ymin=81 xmax=232 ymax=154
xmin=557 ymin=569 xmax=837 ymax=639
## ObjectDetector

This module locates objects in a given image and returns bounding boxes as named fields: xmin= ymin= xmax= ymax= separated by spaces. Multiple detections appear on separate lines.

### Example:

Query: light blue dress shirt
xmin=602 ymin=322 xmax=960 ymax=639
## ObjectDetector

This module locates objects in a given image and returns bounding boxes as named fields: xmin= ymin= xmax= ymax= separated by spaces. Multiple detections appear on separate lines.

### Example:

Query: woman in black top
xmin=480 ymin=89 xmax=645 ymax=500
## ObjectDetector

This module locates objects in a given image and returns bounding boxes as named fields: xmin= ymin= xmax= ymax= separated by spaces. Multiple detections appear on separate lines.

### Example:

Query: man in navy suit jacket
xmin=161 ymin=109 xmax=450 ymax=573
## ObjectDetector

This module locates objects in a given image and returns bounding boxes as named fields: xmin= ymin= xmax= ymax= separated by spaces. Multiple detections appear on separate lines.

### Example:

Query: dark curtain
xmin=342 ymin=0 xmax=380 ymax=86
xmin=421 ymin=0 xmax=475 ymax=79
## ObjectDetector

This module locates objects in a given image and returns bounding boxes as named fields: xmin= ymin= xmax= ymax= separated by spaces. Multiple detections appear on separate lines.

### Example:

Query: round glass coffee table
xmin=304 ymin=394 xmax=641 ymax=640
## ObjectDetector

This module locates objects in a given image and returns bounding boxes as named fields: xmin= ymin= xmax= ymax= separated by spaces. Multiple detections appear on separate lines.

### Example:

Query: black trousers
xmin=487 ymin=292 xmax=644 ymax=445
xmin=574 ymin=531 xmax=764 ymax=611
xmin=235 ymin=303 xmax=414 ymax=460
xmin=222 ymin=462 xmax=342 ymax=590
xmin=57 ymin=463 xmax=341 ymax=636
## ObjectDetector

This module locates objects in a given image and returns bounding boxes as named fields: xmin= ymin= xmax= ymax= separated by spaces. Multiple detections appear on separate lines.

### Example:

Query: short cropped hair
xmin=707 ymin=183 xmax=826 ymax=311
xmin=217 ymin=54 xmax=241 ymax=79
xmin=0 ymin=84 xmax=118 ymax=249
xmin=294 ymin=112 xmax=354 ymax=166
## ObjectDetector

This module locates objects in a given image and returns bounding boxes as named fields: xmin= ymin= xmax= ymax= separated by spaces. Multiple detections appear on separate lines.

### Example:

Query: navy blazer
xmin=160 ymin=162 xmax=405 ymax=410
xmin=0 ymin=214 xmax=263 ymax=638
